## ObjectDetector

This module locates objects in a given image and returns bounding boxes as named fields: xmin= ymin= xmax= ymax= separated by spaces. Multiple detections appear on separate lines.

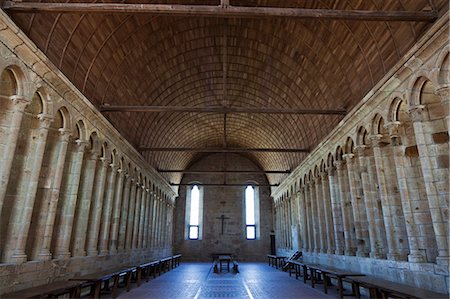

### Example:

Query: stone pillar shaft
xmin=314 ymin=177 xmax=326 ymax=253
xmin=109 ymin=170 xmax=124 ymax=254
xmin=0 ymin=96 xmax=29 ymax=215
xmin=132 ymin=185 xmax=142 ymax=249
xmin=86 ymin=158 xmax=109 ymax=256
xmin=320 ymin=172 xmax=335 ymax=254
xmin=118 ymin=176 xmax=131 ymax=251
xmin=126 ymin=183 xmax=137 ymax=250
xmin=8 ymin=115 xmax=53 ymax=263
xmin=99 ymin=164 xmax=118 ymax=255
xmin=54 ymin=140 xmax=87 ymax=259
xmin=327 ymin=168 xmax=344 ymax=255
xmin=37 ymin=129 xmax=71 ymax=260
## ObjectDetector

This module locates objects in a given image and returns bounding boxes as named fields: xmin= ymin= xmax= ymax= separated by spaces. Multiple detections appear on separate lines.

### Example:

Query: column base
xmin=9 ymin=252 xmax=27 ymax=264
xmin=55 ymin=251 xmax=71 ymax=259
xmin=387 ymin=253 xmax=403 ymax=261
xmin=87 ymin=250 xmax=98 ymax=257
xmin=344 ymin=249 xmax=356 ymax=256
xmin=370 ymin=252 xmax=386 ymax=259
xmin=109 ymin=249 xmax=118 ymax=255
xmin=72 ymin=250 xmax=86 ymax=257
xmin=356 ymin=250 xmax=369 ymax=257
xmin=99 ymin=250 xmax=109 ymax=256
xmin=334 ymin=249 xmax=344 ymax=255
xmin=37 ymin=250 xmax=52 ymax=261
xmin=408 ymin=251 xmax=427 ymax=263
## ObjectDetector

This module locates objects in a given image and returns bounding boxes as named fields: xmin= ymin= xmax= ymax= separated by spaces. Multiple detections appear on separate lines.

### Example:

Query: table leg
xmin=137 ymin=268 xmax=142 ymax=287
xmin=93 ymin=281 xmax=101 ymax=299
xmin=353 ymin=282 xmax=361 ymax=299
xmin=338 ymin=277 xmax=344 ymax=299
xmin=311 ymin=269 xmax=315 ymax=288
xmin=302 ymin=266 xmax=307 ymax=283
xmin=323 ymin=273 xmax=328 ymax=294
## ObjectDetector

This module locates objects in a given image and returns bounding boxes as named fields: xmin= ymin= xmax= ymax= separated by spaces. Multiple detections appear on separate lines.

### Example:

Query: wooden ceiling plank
xmin=100 ymin=105 xmax=347 ymax=115
xmin=139 ymin=147 xmax=309 ymax=153
xmin=158 ymin=170 xmax=291 ymax=174
xmin=2 ymin=2 xmax=437 ymax=22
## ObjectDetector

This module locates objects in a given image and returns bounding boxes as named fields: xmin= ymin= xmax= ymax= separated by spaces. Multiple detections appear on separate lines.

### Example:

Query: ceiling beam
xmin=170 ymin=183 xmax=279 ymax=187
xmin=100 ymin=105 xmax=347 ymax=115
xmin=2 ymin=2 xmax=437 ymax=22
xmin=139 ymin=147 xmax=309 ymax=153
xmin=158 ymin=170 xmax=291 ymax=174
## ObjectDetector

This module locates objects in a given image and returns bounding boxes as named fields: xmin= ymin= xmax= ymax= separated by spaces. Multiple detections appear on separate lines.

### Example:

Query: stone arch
xmin=356 ymin=126 xmax=369 ymax=146
xmin=110 ymin=149 xmax=118 ymax=166
xmin=344 ymin=137 xmax=354 ymax=154
xmin=335 ymin=145 xmax=343 ymax=161
xmin=57 ymin=107 xmax=71 ymax=131
xmin=371 ymin=114 xmax=388 ymax=135
xmin=89 ymin=132 xmax=101 ymax=154
xmin=74 ymin=120 xmax=87 ymax=141
xmin=320 ymin=159 xmax=326 ymax=173
xmin=0 ymin=68 xmax=18 ymax=97
xmin=0 ymin=63 xmax=28 ymax=97
xmin=327 ymin=153 xmax=334 ymax=168
xmin=437 ymin=48 xmax=449 ymax=86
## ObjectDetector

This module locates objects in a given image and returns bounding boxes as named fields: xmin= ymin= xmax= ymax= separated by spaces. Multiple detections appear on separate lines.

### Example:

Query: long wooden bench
xmin=267 ymin=254 xmax=286 ymax=269
xmin=136 ymin=260 xmax=160 ymax=286
xmin=69 ymin=266 xmax=136 ymax=299
xmin=347 ymin=276 xmax=448 ymax=299
xmin=2 ymin=281 xmax=86 ymax=299
xmin=172 ymin=254 xmax=182 ymax=268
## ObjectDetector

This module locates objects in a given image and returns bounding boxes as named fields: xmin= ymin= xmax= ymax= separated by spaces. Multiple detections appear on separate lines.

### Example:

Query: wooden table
xmin=218 ymin=255 xmax=232 ymax=272
xmin=69 ymin=266 xmax=136 ymax=299
xmin=306 ymin=264 xmax=365 ymax=299
xmin=2 ymin=281 xmax=85 ymax=298
xmin=348 ymin=276 xmax=449 ymax=299
xmin=267 ymin=254 xmax=286 ymax=269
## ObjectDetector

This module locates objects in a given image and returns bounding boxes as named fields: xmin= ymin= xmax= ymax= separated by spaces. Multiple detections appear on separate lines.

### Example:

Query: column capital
xmin=436 ymin=84 xmax=450 ymax=104
xmin=385 ymin=121 xmax=402 ymax=138
xmin=37 ymin=113 xmax=54 ymax=129
xmin=99 ymin=157 xmax=110 ymax=167
xmin=58 ymin=128 xmax=71 ymax=142
xmin=320 ymin=171 xmax=329 ymax=181
xmin=342 ymin=153 xmax=355 ymax=161
xmin=334 ymin=160 xmax=345 ymax=170
xmin=325 ymin=166 xmax=336 ymax=176
xmin=354 ymin=145 xmax=368 ymax=156
xmin=369 ymin=134 xmax=385 ymax=147
xmin=407 ymin=105 xmax=427 ymax=122
xmin=10 ymin=95 xmax=30 ymax=111
xmin=74 ymin=139 xmax=89 ymax=152
xmin=109 ymin=163 xmax=119 ymax=172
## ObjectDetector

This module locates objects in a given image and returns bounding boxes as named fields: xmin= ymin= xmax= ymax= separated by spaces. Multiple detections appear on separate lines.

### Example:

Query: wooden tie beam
xmin=2 ymin=1 xmax=437 ymax=22
xmin=100 ymin=105 xmax=347 ymax=115
xmin=158 ymin=170 xmax=291 ymax=174
xmin=139 ymin=147 xmax=309 ymax=153
xmin=170 ymin=183 xmax=279 ymax=187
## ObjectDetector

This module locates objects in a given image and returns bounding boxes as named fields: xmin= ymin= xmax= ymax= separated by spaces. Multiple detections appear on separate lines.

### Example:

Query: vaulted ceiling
xmin=4 ymin=0 xmax=448 ymax=185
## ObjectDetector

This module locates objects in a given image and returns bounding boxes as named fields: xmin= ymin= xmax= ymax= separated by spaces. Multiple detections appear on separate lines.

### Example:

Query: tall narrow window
xmin=188 ymin=185 xmax=200 ymax=239
xmin=245 ymin=185 xmax=256 ymax=240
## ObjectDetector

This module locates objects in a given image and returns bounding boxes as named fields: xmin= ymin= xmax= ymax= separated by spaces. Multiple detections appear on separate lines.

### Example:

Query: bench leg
xmin=93 ymin=281 xmax=102 ymax=299
xmin=353 ymin=282 xmax=361 ymax=299
xmin=338 ymin=278 xmax=344 ymax=299
xmin=323 ymin=273 xmax=328 ymax=294
xmin=137 ymin=268 xmax=142 ymax=287
xmin=111 ymin=275 xmax=120 ymax=299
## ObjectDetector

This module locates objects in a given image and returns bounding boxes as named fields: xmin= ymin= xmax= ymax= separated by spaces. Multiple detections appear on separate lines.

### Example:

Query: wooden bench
xmin=136 ymin=260 xmax=160 ymax=286
xmin=282 ymin=251 xmax=302 ymax=271
xmin=159 ymin=257 xmax=172 ymax=274
xmin=172 ymin=254 xmax=182 ymax=268
xmin=232 ymin=260 xmax=239 ymax=273
xmin=69 ymin=266 xmax=136 ymax=299
xmin=213 ymin=260 xmax=219 ymax=273
xmin=2 ymin=280 xmax=85 ymax=299
xmin=267 ymin=254 xmax=286 ymax=269
xmin=347 ymin=276 xmax=449 ymax=299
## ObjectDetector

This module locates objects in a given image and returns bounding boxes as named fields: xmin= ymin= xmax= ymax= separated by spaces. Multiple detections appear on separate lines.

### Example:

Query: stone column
xmin=335 ymin=160 xmax=356 ymax=256
xmin=343 ymin=153 xmax=370 ymax=257
xmin=142 ymin=189 xmax=150 ymax=248
xmin=109 ymin=169 xmax=124 ymax=254
xmin=320 ymin=171 xmax=335 ymax=254
xmin=304 ymin=184 xmax=313 ymax=252
xmin=7 ymin=114 xmax=53 ymax=263
xmin=126 ymin=181 xmax=137 ymax=250
xmin=99 ymin=163 xmax=118 ymax=255
xmin=147 ymin=191 xmax=155 ymax=248
xmin=408 ymin=105 xmax=449 ymax=263
xmin=0 ymin=96 xmax=29 ymax=214
xmin=355 ymin=145 xmax=385 ymax=259
xmin=37 ymin=129 xmax=71 ymax=260
xmin=370 ymin=134 xmax=402 ymax=260
xmin=53 ymin=140 xmax=88 ymax=259
xmin=386 ymin=121 xmax=427 ymax=262
xmin=132 ymin=183 xmax=142 ymax=249
xmin=314 ymin=176 xmax=326 ymax=253
xmin=150 ymin=193 xmax=158 ymax=249
xmin=295 ymin=190 xmax=303 ymax=251
xmin=327 ymin=166 xmax=344 ymax=255
xmin=86 ymin=157 xmax=109 ymax=256
xmin=308 ymin=180 xmax=319 ymax=253
xmin=72 ymin=150 xmax=99 ymax=256
xmin=436 ymin=85 xmax=450 ymax=134
xmin=138 ymin=185 xmax=147 ymax=248
xmin=118 ymin=174 xmax=131 ymax=251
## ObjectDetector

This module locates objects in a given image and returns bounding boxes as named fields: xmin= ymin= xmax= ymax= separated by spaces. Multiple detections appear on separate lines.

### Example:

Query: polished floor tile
xmin=118 ymin=262 xmax=356 ymax=299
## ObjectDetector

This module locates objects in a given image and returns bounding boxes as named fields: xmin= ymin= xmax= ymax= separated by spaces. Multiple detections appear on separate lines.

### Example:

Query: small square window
xmin=246 ymin=225 xmax=256 ymax=240
xmin=189 ymin=225 xmax=199 ymax=240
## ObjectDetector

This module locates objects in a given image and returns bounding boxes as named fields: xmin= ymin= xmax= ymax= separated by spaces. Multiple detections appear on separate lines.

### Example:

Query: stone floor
xmin=118 ymin=262 xmax=362 ymax=299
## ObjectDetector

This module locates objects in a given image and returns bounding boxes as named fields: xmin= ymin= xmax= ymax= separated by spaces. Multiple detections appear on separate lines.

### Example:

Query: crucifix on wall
xmin=216 ymin=214 xmax=230 ymax=235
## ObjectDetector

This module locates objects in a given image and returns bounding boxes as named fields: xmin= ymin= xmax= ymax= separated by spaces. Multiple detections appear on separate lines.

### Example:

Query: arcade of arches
xmin=0 ymin=1 xmax=449 ymax=296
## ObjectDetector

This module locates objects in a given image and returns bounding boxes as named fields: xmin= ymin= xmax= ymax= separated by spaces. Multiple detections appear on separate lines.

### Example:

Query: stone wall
xmin=0 ymin=11 xmax=177 ymax=295
xmin=272 ymin=11 xmax=449 ymax=294
xmin=174 ymin=153 xmax=273 ymax=262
